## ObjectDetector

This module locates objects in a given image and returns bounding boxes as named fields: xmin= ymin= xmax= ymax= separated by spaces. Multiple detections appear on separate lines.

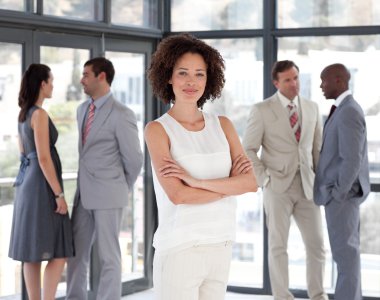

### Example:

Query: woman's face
xmin=169 ymin=52 xmax=207 ymax=104
xmin=41 ymin=72 xmax=54 ymax=99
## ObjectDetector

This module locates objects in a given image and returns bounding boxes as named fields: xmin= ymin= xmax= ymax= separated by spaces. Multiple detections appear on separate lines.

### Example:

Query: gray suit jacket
xmin=75 ymin=95 xmax=143 ymax=209
xmin=243 ymin=94 xmax=322 ymax=200
xmin=314 ymin=95 xmax=370 ymax=206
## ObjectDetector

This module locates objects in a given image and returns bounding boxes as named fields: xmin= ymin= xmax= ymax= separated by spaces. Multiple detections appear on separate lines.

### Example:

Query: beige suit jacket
xmin=243 ymin=93 xmax=322 ymax=200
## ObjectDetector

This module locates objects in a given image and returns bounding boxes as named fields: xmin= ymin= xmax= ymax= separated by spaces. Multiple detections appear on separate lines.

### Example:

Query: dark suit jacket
xmin=314 ymin=95 xmax=370 ymax=206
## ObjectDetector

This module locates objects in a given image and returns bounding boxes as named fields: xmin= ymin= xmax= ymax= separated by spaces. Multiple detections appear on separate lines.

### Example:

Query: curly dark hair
xmin=148 ymin=33 xmax=225 ymax=108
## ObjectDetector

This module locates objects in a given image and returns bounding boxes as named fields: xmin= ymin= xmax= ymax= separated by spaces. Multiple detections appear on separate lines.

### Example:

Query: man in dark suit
xmin=314 ymin=63 xmax=370 ymax=300
xmin=66 ymin=57 xmax=143 ymax=299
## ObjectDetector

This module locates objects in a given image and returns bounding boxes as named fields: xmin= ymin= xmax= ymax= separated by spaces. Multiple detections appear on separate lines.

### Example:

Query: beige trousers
xmin=264 ymin=172 xmax=328 ymax=300
xmin=153 ymin=241 xmax=233 ymax=300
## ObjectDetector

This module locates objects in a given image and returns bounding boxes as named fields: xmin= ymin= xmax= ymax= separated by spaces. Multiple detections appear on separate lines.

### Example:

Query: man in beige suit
xmin=243 ymin=60 xmax=328 ymax=300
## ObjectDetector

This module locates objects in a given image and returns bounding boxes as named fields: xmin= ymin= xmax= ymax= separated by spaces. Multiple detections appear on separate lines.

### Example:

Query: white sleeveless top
xmin=152 ymin=112 xmax=236 ymax=253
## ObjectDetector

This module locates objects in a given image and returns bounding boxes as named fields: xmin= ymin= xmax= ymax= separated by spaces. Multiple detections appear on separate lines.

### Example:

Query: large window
xmin=0 ymin=0 xmax=23 ymax=11
xmin=43 ymin=0 xmax=103 ymax=21
xmin=204 ymin=38 xmax=264 ymax=288
xmin=106 ymin=51 xmax=146 ymax=282
xmin=171 ymin=1 xmax=380 ymax=299
xmin=277 ymin=0 xmax=380 ymax=28
xmin=0 ymin=42 xmax=22 ymax=299
xmin=0 ymin=11 xmax=155 ymax=298
xmin=278 ymin=35 xmax=380 ymax=296
xmin=278 ymin=35 xmax=380 ymax=184
xmin=171 ymin=0 xmax=263 ymax=31
xmin=39 ymin=46 xmax=89 ymax=297
xmin=0 ymin=0 xmax=380 ymax=299
xmin=111 ymin=0 xmax=158 ymax=28
xmin=40 ymin=46 xmax=88 ymax=174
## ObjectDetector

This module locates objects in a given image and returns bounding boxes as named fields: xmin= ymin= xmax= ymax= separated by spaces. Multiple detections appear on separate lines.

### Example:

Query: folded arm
xmin=152 ymin=116 xmax=257 ymax=199
xmin=160 ymin=153 xmax=255 ymax=196
xmin=145 ymin=121 xmax=225 ymax=205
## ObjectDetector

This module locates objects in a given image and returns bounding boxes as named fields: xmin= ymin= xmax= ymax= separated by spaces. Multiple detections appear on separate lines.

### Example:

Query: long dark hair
xmin=18 ymin=64 xmax=51 ymax=122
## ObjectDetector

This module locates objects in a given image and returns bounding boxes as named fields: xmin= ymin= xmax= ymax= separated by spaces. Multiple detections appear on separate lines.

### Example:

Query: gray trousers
xmin=325 ymin=198 xmax=362 ymax=300
xmin=66 ymin=200 xmax=123 ymax=300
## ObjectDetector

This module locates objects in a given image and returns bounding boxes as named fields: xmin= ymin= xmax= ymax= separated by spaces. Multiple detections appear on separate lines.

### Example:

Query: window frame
xmin=0 ymin=0 xmax=379 ymax=299
xmin=167 ymin=0 xmax=380 ymax=298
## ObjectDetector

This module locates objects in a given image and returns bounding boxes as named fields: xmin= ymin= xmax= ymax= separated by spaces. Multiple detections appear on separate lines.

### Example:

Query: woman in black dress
xmin=9 ymin=64 xmax=74 ymax=300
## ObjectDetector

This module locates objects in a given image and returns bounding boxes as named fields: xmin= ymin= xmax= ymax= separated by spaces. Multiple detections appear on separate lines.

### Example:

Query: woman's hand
xmin=159 ymin=158 xmax=200 ymax=188
xmin=55 ymin=197 xmax=68 ymax=215
xmin=230 ymin=154 xmax=253 ymax=177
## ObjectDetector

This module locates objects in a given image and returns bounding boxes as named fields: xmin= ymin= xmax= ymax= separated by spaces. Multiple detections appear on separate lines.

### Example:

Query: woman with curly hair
xmin=145 ymin=33 xmax=258 ymax=299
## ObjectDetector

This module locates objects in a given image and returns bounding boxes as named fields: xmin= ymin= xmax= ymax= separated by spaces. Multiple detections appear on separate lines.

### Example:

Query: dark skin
xmin=320 ymin=63 xmax=351 ymax=100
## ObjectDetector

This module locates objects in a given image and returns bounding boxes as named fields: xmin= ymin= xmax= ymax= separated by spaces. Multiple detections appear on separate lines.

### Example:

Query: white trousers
xmin=153 ymin=241 xmax=233 ymax=300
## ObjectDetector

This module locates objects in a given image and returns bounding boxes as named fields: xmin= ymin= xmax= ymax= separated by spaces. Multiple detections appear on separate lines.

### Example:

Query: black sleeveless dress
xmin=9 ymin=106 xmax=74 ymax=262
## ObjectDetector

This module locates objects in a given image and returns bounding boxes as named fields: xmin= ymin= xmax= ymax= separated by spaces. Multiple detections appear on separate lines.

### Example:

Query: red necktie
xmin=82 ymin=102 xmax=95 ymax=145
xmin=288 ymin=102 xmax=301 ymax=142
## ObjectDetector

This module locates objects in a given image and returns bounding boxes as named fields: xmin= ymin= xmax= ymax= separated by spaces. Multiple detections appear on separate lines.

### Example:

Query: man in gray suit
xmin=243 ymin=60 xmax=328 ymax=300
xmin=66 ymin=57 xmax=143 ymax=299
xmin=314 ymin=63 xmax=370 ymax=300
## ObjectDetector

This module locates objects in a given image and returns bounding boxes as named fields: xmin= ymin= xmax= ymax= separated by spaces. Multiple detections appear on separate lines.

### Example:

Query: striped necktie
xmin=82 ymin=102 xmax=95 ymax=145
xmin=288 ymin=102 xmax=301 ymax=142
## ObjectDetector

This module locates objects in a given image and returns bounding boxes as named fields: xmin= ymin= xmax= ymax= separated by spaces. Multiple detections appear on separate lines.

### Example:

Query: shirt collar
xmin=335 ymin=90 xmax=352 ymax=107
xmin=277 ymin=91 xmax=299 ymax=108
xmin=91 ymin=91 xmax=112 ymax=109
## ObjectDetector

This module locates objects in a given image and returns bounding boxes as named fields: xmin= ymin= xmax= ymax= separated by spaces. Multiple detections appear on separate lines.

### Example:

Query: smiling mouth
xmin=184 ymin=89 xmax=197 ymax=93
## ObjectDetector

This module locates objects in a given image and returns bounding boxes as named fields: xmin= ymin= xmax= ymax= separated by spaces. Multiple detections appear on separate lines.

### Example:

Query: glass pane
xmin=44 ymin=0 xmax=102 ymax=21
xmin=0 ymin=42 xmax=22 ymax=298
xmin=277 ymin=0 xmax=380 ymax=28
xmin=171 ymin=0 xmax=263 ymax=31
xmin=0 ymin=0 xmax=24 ymax=11
xmin=40 ymin=46 xmax=89 ymax=199
xmin=112 ymin=0 xmax=158 ymax=28
xmin=106 ymin=51 xmax=145 ymax=281
xmin=203 ymin=38 xmax=264 ymax=287
xmin=360 ymin=192 xmax=380 ymax=297
xmin=287 ymin=212 xmax=332 ymax=291
xmin=278 ymin=35 xmax=380 ymax=297
xmin=40 ymin=46 xmax=89 ymax=296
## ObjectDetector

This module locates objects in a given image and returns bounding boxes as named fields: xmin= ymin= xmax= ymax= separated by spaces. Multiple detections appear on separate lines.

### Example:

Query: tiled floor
xmin=122 ymin=289 xmax=294 ymax=299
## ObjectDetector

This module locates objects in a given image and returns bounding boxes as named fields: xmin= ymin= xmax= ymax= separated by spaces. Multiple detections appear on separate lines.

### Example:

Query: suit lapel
xmin=298 ymin=96 xmax=315 ymax=143
xmin=322 ymin=108 xmax=336 ymax=148
xmin=298 ymin=98 xmax=308 ymax=144
xmin=322 ymin=96 xmax=350 ymax=140
xmin=82 ymin=97 xmax=114 ymax=154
